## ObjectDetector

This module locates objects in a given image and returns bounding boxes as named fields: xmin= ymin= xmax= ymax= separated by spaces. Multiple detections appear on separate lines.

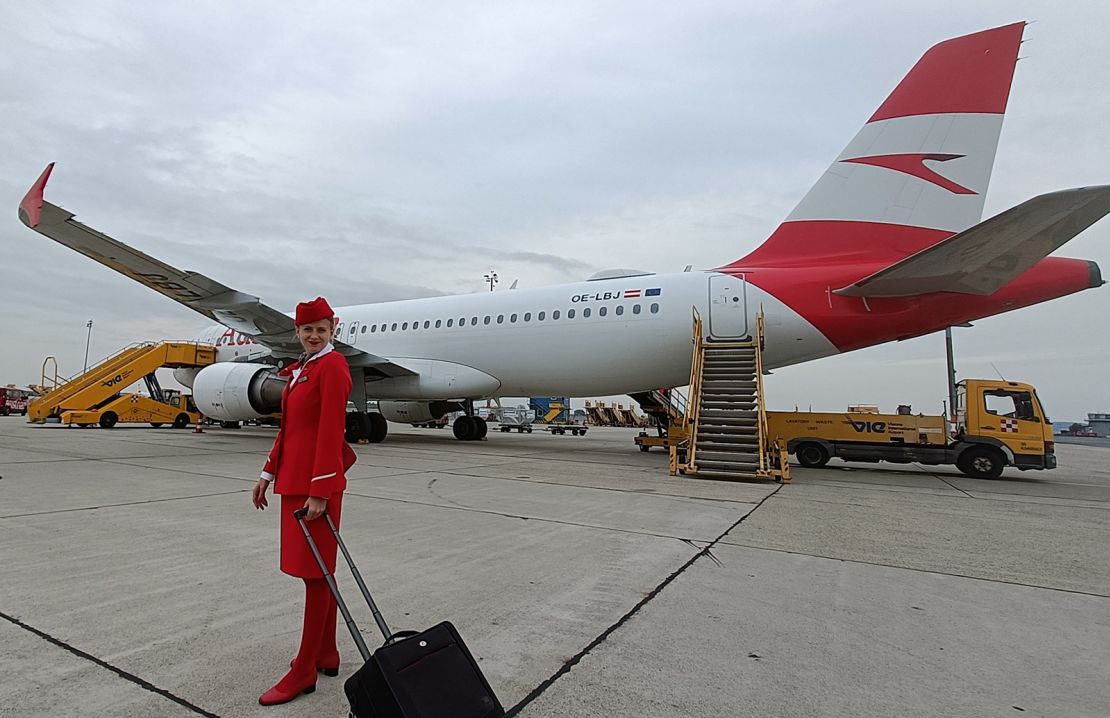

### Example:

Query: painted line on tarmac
xmin=0 ymin=611 xmax=219 ymax=717
xmin=505 ymin=483 xmax=785 ymax=717
xmin=715 ymin=542 xmax=1110 ymax=599
xmin=0 ymin=489 xmax=248 ymax=520
xmin=343 ymin=487 xmax=723 ymax=544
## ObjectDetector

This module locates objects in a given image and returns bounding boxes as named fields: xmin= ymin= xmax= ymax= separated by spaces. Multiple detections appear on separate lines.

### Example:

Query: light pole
xmin=83 ymin=320 xmax=93 ymax=373
xmin=484 ymin=271 xmax=498 ymax=292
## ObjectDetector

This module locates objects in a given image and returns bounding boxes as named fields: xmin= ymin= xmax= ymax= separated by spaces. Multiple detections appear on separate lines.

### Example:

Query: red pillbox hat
xmin=295 ymin=296 xmax=335 ymax=326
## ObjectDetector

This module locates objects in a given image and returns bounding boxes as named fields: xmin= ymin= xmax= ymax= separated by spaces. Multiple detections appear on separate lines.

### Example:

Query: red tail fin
xmin=723 ymin=22 xmax=1025 ymax=271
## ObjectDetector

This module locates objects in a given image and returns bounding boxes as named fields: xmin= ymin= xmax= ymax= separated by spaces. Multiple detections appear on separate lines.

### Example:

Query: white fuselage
xmin=194 ymin=272 xmax=837 ymax=400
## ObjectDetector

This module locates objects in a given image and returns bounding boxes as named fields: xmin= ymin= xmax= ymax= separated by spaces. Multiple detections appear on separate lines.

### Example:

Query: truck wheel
xmin=957 ymin=447 xmax=1004 ymax=479
xmin=525 ymin=427 xmax=532 ymax=433
xmin=639 ymin=445 xmax=650 ymax=452
xmin=1 ymin=407 xmax=9 ymax=416
xmin=150 ymin=423 xmax=164 ymax=428
xmin=173 ymin=413 xmax=190 ymax=429
xmin=99 ymin=412 xmax=118 ymax=429
xmin=795 ymin=442 xmax=829 ymax=468
xmin=501 ymin=426 xmax=510 ymax=432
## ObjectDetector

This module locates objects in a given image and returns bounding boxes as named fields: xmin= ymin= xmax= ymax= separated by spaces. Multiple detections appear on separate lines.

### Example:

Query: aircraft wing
xmin=834 ymin=186 xmax=1110 ymax=297
xmin=18 ymin=163 xmax=414 ymax=375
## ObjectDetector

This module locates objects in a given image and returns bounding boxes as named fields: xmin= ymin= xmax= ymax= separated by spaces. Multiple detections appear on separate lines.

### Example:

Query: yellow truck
xmin=767 ymin=379 xmax=1055 ymax=479
xmin=62 ymin=389 xmax=202 ymax=429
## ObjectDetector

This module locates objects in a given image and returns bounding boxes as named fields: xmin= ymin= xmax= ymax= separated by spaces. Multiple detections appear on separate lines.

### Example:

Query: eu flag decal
xmin=645 ymin=288 xmax=662 ymax=296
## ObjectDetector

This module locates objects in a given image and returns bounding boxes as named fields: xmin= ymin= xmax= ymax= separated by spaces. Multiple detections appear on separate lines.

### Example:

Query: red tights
xmin=275 ymin=578 xmax=340 ymax=689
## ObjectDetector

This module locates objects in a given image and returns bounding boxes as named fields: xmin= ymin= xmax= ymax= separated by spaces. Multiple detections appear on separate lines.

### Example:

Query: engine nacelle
xmin=378 ymin=401 xmax=451 ymax=424
xmin=192 ymin=363 xmax=287 ymax=420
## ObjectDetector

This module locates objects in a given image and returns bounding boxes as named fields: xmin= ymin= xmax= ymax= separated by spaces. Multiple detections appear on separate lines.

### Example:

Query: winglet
xmin=18 ymin=162 xmax=55 ymax=229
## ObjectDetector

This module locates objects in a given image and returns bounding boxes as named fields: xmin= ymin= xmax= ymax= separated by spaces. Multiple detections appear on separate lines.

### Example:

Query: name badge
xmin=298 ymin=375 xmax=308 ymax=383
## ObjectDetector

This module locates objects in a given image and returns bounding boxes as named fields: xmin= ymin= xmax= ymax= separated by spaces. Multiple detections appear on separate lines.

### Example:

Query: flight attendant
xmin=251 ymin=296 xmax=356 ymax=706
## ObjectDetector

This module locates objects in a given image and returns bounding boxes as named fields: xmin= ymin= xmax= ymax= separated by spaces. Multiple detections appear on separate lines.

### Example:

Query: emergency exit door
xmin=708 ymin=274 xmax=748 ymax=339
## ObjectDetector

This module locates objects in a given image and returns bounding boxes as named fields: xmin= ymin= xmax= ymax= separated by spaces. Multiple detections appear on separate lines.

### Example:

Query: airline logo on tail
xmin=841 ymin=153 xmax=975 ymax=195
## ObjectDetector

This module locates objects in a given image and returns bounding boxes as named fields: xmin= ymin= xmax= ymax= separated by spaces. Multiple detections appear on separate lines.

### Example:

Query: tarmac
xmin=1 ymin=418 xmax=1107 ymax=718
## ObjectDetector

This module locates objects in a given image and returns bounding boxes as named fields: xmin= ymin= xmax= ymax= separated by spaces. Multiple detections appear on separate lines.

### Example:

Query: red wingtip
xmin=18 ymin=162 xmax=55 ymax=228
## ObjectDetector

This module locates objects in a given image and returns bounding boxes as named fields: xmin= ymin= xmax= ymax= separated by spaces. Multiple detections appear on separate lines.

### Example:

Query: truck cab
xmin=954 ymin=379 xmax=1055 ymax=476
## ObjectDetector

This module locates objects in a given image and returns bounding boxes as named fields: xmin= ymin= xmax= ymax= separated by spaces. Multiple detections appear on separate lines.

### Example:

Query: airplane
xmin=17 ymin=21 xmax=1110 ymax=444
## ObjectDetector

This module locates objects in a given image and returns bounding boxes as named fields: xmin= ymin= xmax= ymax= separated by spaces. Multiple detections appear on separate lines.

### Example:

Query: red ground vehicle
xmin=0 ymin=387 xmax=31 ymax=416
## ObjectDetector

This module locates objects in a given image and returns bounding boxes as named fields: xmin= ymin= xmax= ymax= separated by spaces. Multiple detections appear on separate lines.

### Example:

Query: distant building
xmin=1088 ymin=413 xmax=1110 ymax=438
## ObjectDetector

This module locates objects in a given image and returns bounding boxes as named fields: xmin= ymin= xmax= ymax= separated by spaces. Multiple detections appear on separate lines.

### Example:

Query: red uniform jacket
xmin=261 ymin=347 xmax=356 ymax=497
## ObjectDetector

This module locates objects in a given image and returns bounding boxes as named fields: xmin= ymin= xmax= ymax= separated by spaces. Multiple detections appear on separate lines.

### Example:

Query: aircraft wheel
xmin=367 ymin=412 xmax=388 ymax=443
xmin=453 ymin=415 xmax=476 ymax=441
xmin=99 ymin=412 xmax=118 ymax=429
xmin=474 ymin=417 xmax=488 ymax=439
xmin=173 ymin=413 xmax=190 ymax=429
xmin=795 ymin=442 xmax=830 ymax=468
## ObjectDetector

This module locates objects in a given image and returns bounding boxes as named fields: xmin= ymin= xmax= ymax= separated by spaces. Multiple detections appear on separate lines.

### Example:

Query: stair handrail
xmin=754 ymin=310 xmax=769 ymax=474
xmin=40 ymin=356 xmax=61 ymax=392
xmin=673 ymin=306 xmax=706 ymax=474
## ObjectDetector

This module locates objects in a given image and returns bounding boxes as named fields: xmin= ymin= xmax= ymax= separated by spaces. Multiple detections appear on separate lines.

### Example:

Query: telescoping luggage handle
xmin=293 ymin=508 xmax=402 ymax=662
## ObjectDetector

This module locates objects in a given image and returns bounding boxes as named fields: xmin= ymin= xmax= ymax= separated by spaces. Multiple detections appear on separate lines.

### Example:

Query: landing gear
xmin=346 ymin=411 xmax=388 ymax=443
xmin=452 ymin=415 xmax=487 ymax=441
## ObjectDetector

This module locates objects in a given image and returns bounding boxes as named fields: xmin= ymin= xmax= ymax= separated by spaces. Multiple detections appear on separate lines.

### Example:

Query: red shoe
xmin=258 ymin=676 xmax=317 ymax=706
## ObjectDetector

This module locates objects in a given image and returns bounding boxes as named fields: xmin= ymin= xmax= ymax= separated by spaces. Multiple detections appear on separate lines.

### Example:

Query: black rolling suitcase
xmin=294 ymin=509 xmax=505 ymax=718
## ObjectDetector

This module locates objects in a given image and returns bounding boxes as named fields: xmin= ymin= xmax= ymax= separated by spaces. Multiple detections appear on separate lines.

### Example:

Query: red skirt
xmin=279 ymin=493 xmax=343 ymax=578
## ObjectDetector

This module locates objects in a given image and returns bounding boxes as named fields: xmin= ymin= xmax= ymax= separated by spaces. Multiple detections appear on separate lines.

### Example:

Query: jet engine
xmin=377 ymin=401 xmax=451 ymax=424
xmin=192 ymin=363 xmax=286 ymax=420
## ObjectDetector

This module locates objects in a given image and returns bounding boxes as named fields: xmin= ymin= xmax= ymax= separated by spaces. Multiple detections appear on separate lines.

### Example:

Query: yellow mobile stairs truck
xmin=767 ymin=379 xmax=1055 ymax=479
xmin=29 ymin=342 xmax=215 ymax=428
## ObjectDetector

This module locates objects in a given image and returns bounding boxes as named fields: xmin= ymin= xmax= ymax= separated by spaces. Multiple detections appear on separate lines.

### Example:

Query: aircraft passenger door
xmin=345 ymin=321 xmax=360 ymax=345
xmin=708 ymin=274 xmax=748 ymax=339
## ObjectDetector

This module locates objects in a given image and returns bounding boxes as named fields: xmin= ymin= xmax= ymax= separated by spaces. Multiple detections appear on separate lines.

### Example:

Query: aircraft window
xmin=424 ymin=320 xmax=430 ymax=329
xmin=411 ymin=322 xmax=418 ymax=331
xmin=391 ymin=323 xmax=398 ymax=331
xmin=583 ymin=308 xmax=591 ymax=318
xmin=471 ymin=317 xmax=478 ymax=326
xmin=370 ymin=325 xmax=376 ymax=333
xmin=435 ymin=320 xmax=442 ymax=329
xmin=359 ymin=325 xmax=366 ymax=334
xmin=524 ymin=312 xmax=531 ymax=322
xmin=616 ymin=305 xmax=624 ymax=316
xmin=538 ymin=311 xmax=546 ymax=321
xmin=650 ymin=303 xmax=660 ymax=314
xmin=599 ymin=306 xmax=607 ymax=317
xmin=459 ymin=317 xmax=465 ymax=326
xmin=497 ymin=314 xmax=504 ymax=324
xmin=510 ymin=313 xmax=518 ymax=323
xmin=552 ymin=310 xmax=560 ymax=320
xmin=484 ymin=316 xmax=491 ymax=325
xmin=402 ymin=322 xmax=408 ymax=330
xmin=633 ymin=304 xmax=641 ymax=315
xmin=568 ymin=309 xmax=575 ymax=319
xmin=447 ymin=319 xmax=454 ymax=328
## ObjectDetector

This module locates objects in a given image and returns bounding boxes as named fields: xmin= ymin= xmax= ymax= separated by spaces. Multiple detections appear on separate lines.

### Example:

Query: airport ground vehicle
xmin=767 ymin=380 xmax=1054 ymax=479
xmin=0 ymin=386 xmax=31 ymax=416
xmin=62 ymin=389 xmax=202 ymax=428
xmin=497 ymin=406 xmax=534 ymax=433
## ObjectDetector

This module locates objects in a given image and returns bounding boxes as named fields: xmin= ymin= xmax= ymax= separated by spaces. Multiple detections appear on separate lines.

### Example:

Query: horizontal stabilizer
xmin=834 ymin=186 xmax=1110 ymax=297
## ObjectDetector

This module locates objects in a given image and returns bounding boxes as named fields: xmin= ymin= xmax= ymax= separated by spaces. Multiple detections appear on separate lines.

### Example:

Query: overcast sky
xmin=2 ymin=1 xmax=1107 ymax=422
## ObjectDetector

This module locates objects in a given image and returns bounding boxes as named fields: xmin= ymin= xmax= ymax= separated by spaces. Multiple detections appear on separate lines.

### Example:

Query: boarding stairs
xmin=669 ymin=311 xmax=789 ymax=482
xmin=28 ymin=342 xmax=216 ymax=423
